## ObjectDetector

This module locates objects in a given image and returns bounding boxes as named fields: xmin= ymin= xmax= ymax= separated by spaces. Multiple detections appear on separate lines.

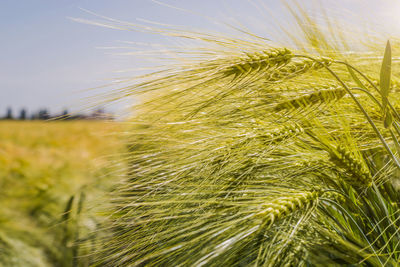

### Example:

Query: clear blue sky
xmin=0 ymin=0 xmax=397 ymax=117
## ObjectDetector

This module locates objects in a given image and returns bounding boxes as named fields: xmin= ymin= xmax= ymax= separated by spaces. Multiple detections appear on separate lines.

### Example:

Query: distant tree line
xmin=1 ymin=107 xmax=113 ymax=121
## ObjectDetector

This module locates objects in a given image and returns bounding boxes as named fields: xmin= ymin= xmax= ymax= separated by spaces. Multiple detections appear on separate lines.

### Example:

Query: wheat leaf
xmin=384 ymin=112 xmax=393 ymax=128
xmin=380 ymin=40 xmax=391 ymax=127
xmin=347 ymin=64 xmax=367 ymax=91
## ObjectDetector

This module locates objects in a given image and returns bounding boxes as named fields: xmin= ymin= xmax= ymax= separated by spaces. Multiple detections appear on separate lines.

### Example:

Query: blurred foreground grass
xmin=0 ymin=120 xmax=125 ymax=266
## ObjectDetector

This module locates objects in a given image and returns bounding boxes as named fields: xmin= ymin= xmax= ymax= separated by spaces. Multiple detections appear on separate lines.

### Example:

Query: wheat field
xmin=0 ymin=121 xmax=125 ymax=266
xmin=5 ymin=1 xmax=400 ymax=266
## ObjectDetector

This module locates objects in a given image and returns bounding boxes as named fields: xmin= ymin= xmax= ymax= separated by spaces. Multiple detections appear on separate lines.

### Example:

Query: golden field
xmin=0 ymin=120 xmax=125 ymax=266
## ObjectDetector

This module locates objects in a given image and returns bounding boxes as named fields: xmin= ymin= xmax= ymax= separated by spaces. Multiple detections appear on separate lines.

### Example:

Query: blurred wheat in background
xmin=0 ymin=121 xmax=124 ymax=266
xmin=4 ymin=0 xmax=400 ymax=266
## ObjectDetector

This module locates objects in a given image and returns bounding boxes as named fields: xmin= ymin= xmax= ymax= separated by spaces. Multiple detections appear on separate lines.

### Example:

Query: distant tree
xmin=38 ymin=109 xmax=50 ymax=120
xmin=62 ymin=109 xmax=69 ymax=119
xmin=19 ymin=109 xmax=27 ymax=120
xmin=92 ymin=108 xmax=108 ymax=120
xmin=5 ymin=107 xmax=13 ymax=120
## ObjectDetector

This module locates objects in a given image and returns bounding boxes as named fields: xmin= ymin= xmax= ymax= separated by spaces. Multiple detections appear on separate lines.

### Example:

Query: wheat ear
xmin=264 ymin=124 xmax=304 ymax=143
xmin=273 ymin=87 xmax=346 ymax=112
xmin=330 ymin=145 xmax=372 ymax=187
xmin=266 ymin=57 xmax=331 ymax=82
xmin=224 ymin=48 xmax=293 ymax=78
xmin=255 ymin=191 xmax=320 ymax=229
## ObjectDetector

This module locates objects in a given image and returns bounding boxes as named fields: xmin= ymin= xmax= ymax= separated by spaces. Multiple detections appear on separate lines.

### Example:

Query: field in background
xmin=0 ymin=121 xmax=125 ymax=266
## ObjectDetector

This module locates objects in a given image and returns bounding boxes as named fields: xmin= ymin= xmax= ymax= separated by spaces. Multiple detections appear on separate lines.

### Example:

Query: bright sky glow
xmin=1 ymin=0 xmax=399 ymax=116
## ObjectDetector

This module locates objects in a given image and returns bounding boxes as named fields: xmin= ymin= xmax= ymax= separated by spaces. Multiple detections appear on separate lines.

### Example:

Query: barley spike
xmin=330 ymin=145 xmax=372 ymax=187
xmin=255 ymin=191 xmax=320 ymax=229
xmin=266 ymin=57 xmax=331 ymax=82
xmin=274 ymin=87 xmax=346 ymax=112
xmin=224 ymin=48 xmax=293 ymax=78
